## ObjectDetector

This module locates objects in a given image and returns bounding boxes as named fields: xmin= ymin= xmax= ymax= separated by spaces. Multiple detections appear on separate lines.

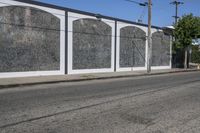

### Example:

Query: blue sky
xmin=36 ymin=0 xmax=200 ymax=27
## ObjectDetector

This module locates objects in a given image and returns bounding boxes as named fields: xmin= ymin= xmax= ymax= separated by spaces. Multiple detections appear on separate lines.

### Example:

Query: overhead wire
xmin=0 ymin=21 xmax=147 ymax=40
xmin=0 ymin=0 xmax=151 ymax=40
xmin=138 ymin=6 xmax=147 ymax=23
xmin=0 ymin=0 xmax=149 ymax=39
xmin=0 ymin=0 xmax=150 ymax=62
xmin=0 ymin=1 xmax=153 ymax=26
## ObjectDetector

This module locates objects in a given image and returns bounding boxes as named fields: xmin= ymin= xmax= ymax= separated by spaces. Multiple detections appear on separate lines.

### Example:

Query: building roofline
xmin=13 ymin=0 xmax=162 ymax=29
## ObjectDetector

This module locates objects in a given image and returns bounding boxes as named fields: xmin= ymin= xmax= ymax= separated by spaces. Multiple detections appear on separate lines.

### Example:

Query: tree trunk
xmin=184 ymin=48 xmax=188 ymax=69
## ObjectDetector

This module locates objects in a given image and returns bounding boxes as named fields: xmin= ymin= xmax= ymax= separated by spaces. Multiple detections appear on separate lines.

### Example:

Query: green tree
xmin=173 ymin=14 xmax=200 ymax=68
xmin=191 ymin=45 xmax=200 ymax=63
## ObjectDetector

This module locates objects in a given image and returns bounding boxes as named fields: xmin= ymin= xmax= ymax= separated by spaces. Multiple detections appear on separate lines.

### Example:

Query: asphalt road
xmin=0 ymin=71 xmax=200 ymax=133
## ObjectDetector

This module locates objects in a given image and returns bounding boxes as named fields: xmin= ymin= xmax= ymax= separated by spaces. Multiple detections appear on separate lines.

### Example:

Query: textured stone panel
xmin=152 ymin=31 xmax=170 ymax=66
xmin=0 ymin=6 xmax=60 ymax=72
xmin=120 ymin=26 xmax=146 ymax=68
xmin=73 ymin=18 xmax=112 ymax=70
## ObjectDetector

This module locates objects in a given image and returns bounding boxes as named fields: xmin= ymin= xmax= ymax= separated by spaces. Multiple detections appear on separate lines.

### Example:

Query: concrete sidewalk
xmin=0 ymin=69 xmax=199 ymax=89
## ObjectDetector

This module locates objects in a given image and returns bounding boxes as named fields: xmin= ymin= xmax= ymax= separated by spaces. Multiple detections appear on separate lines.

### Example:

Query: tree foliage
xmin=174 ymin=14 xmax=200 ymax=50
xmin=191 ymin=45 xmax=200 ymax=63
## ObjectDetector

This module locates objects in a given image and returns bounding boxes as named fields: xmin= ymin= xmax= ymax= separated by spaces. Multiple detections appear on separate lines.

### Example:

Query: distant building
xmin=192 ymin=39 xmax=200 ymax=51
xmin=162 ymin=26 xmax=174 ymax=35
xmin=192 ymin=39 xmax=200 ymax=45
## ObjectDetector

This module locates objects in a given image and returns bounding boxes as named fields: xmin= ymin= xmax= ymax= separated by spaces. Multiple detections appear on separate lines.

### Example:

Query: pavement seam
xmin=0 ymin=69 xmax=199 ymax=90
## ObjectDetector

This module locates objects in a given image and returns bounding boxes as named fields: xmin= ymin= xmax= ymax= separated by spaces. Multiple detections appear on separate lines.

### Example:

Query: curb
xmin=0 ymin=69 xmax=199 ymax=89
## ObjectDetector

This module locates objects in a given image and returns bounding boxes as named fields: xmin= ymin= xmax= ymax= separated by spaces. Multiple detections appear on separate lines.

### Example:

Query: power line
xmin=124 ymin=0 xmax=148 ymax=23
xmin=124 ymin=0 xmax=148 ymax=6
xmin=0 ymin=1 xmax=120 ymax=26
xmin=0 ymin=1 xmax=151 ymax=39
xmin=0 ymin=0 xmax=159 ymax=28
xmin=0 ymin=21 xmax=147 ymax=61
xmin=0 ymin=1 xmax=147 ymax=25
xmin=0 ymin=0 xmax=149 ymax=39
xmin=0 ymin=21 xmax=148 ymax=40
xmin=138 ymin=6 xmax=147 ymax=23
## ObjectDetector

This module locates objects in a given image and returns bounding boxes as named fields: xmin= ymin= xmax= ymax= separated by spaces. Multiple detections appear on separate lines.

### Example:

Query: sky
xmin=36 ymin=0 xmax=200 ymax=27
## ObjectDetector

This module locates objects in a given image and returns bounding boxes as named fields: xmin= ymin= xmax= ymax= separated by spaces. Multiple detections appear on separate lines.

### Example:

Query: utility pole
xmin=170 ymin=1 xmax=186 ymax=69
xmin=170 ymin=1 xmax=184 ymax=24
xmin=147 ymin=0 xmax=152 ymax=73
xmin=125 ymin=0 xmax=150 ymax=72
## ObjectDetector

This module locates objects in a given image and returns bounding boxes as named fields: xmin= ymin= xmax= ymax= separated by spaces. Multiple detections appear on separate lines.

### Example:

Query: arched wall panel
xmin=116 ymin=22 xmax=148 ymax=72
xmin=73 ymin=18 xmax=112 ymax=69
xmin=152 ymin=31 xmax=171 ymax=67
xmin=0 ymin=0 xmax=65 ymax=78
xmin=0 ymin=6 xmax=60 ymax=72
xmin=68 ymin=12 xmax=115 ymax=74
xmin=120 ymin=26 xmax=146 ymax=68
